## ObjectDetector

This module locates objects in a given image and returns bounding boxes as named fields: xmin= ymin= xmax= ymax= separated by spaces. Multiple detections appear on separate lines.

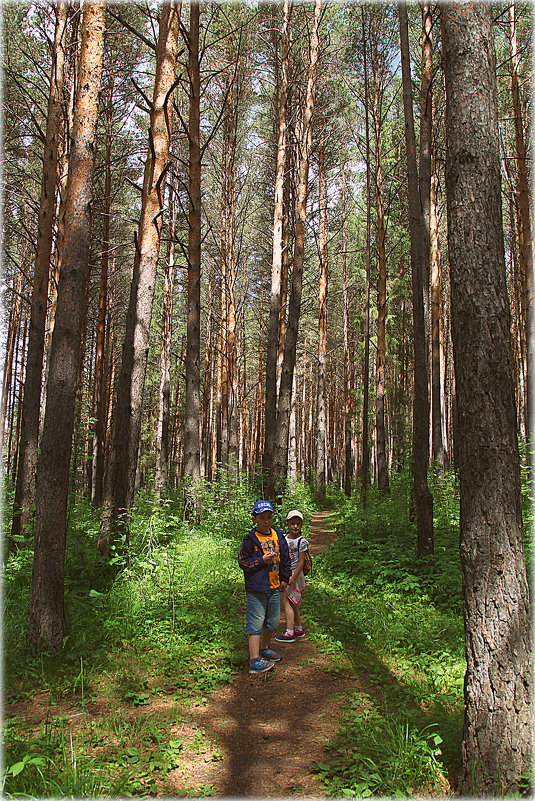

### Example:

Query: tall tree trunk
xmin=201 ymin=272 xmax=215 ymax=480
xmin=264 ymin=0 xmax=290 ymax=476
xmin=10 ymin=308 xmax=29 ymax=481
xmin=430 ymin=147 xmax=448 ymax=468
xmin=91 ymin=80 xmax=113 ymax=508
xmin=343 ymin=220 xmax=353 ymax=497
xmin=287 ymin=372 xmax=298 ymax=482
xmin=360 ymin=7 xmax=371 ymax=508
xmin=1 ymin=264 xmax=25 ymax=465
xmin=268 ymin=0 xmax=322 ymax=500
xmin=28 ymin=0 xmax=106 ymax=649
xmin=441 ymin=5 xmax=532 ymax=793
xmin=254 ymin=342 xmax=264 ymax=472
xmin=509 ymin=0 xmax=533 ymax=439
xmin=183 ymin=1 xmax=202 ymax=515
xmin=398 ymin=0 xmax=433 ymax=555
xmin=372 ymin=32 xmax=389 ymax=495
xmin=101 ymin=2 xmax=181 ymax=545
xmin=217 ymin=63 xmax=240 ymax=474
xmin=419 ymin=1 xmax=432 ymax=344
xmin=155 ymin=177 xmax=178 ymax=496
xmin=11 ymin=2 xmax=68 ymax=541
xmin=316 ymin=137 xmax=328 ymax=502
xmin=277 ymin=162 xmax=291 ymax=395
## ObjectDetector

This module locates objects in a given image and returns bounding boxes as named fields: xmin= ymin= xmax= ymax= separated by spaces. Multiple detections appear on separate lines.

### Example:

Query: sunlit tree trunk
xmin=287 ymin=372 xmax=298 ymax=482
xmin=216 ymin=63 xmax=240 ymax=474
xmin=101 ymin=1 xmax=181 ymax=546
xmin=264 ymin=0 xmax=290 ymax=476
xmin=11 ymin=2 xmax=68 ymax=541
xmin=316 ymin=137 xmax=328 ymax=502
xmin=430 ymin=147 xmax=448 ymax=468
xmin=268 ymin=0 xmax=322 ymax=500
xmin=155 ymin=178 xmax=178 ymax=496
xmin=28 ymin=0 xmax=106 ymax=648
xmin=419 ymin=1 xmax=432 ymax=342
xmin=442 ymin=5 xmax=532 ymax=793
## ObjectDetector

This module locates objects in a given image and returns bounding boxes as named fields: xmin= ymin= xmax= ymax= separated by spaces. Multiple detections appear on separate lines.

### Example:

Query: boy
xmin=238 ymin=500 xmax=292 ymax=674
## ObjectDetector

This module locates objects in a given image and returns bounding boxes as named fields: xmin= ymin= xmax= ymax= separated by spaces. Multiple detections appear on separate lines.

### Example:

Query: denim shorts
xmin=245 ymin=589 xmax=281 ymax=635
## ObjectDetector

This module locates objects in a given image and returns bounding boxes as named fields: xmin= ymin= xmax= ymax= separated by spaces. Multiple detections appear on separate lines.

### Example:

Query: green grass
xmin=2 ymin=473 xmax=317 ymax=797
xmin=306 ymin=472 xmax=465 ymax=796
xmin=3 ymin=464 xmax=531 ymax=798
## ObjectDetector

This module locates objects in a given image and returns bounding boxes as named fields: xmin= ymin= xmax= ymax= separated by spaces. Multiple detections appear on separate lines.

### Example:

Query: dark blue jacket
xmin=238 ymin=527 xmax=292 ymax=593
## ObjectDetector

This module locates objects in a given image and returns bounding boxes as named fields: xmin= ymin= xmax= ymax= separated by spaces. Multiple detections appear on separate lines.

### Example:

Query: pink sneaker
xmin=275 ymin=630 xmax=296 ymax=642
xmin=294 ymin=628 xmax=305 ymax=638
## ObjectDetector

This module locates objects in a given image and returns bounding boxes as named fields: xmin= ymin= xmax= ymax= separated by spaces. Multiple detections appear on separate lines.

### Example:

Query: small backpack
xmin=297 ymin=537 xmax=312 ymax=575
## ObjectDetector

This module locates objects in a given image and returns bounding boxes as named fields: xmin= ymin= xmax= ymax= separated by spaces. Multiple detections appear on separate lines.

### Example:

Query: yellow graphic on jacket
xmin=255 ymin=530 xmax=281 ymax=589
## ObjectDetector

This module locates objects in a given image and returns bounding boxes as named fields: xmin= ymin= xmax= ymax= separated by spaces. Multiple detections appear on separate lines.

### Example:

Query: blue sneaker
xmin=261 ymin=648 xmax=282 ymax=662
xmin=249 ymin=658 xmax=275 ymax=674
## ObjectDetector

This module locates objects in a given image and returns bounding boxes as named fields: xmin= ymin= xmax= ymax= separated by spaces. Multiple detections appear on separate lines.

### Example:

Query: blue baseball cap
xmin=253 ymin=500 xmax=274 ymax=515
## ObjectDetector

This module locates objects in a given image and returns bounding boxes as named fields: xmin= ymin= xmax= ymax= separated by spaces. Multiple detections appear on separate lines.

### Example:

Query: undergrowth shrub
xmin=314 ymin=694 xmax=448 ymax=797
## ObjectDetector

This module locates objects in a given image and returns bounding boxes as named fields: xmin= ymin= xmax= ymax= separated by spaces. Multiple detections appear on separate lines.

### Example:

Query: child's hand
xmin=262 ymin=552 xmax=275 ymax=564
xmin=280 ymin=581 xmax=288 ymax=589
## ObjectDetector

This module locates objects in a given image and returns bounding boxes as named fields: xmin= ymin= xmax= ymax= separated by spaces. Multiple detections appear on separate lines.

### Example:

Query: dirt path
xmin=7 ymin=512 xmax=353 ymax=799
xmin=168 ymin=511 xmax=354 ymax=798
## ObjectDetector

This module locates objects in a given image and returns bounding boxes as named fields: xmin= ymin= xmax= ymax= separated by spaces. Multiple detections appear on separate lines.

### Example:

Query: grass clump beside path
xmin=308 ymin=461 xmax=530 ymax=797
xmin=308 ymin=472 xmax=466 ymax=797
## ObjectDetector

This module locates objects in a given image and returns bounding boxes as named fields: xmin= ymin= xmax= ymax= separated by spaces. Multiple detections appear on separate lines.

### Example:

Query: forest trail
xmin=168 ymin=510 xmax=356 ymax=798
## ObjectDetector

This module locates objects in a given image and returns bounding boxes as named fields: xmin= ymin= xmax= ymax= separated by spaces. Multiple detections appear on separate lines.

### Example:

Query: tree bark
xmin=11 ymin=2 xmax=68 ymax=541
xmin=509 ymin=0 xmax=533 ymax=439
xmin=183 ymin=1 xmax=202 ymax=515
xmin=360 ymin=7 xmax=371 ymax=509
xmin=343 ymin=222 xmax=353 ymax=498
xmin=316 ymin=137 xmax=328 ymax=502
xmin=418 ymin=1 xmax=432 ymax=342
xmin=268 ymin=0 xmax=322 ymax=500
xmin=263 ymin=0 xmax=290 ymax=476
xmin=398 ymin=0 xmax=433 ymax=555
xmin=441 ymin=4 xmax=532 ymax=793
xmin=371 ymin=24 xmax=389 ymax=495
xmin=101 ymin=1 xmax=181 ymax=544
xmin=28 ymin=0 xmax=106 ymax=648
xmin=430 ymin=147 xmax=448 ymax=468
xmin=1 ymin=264 xmax=25 ymax=468
xmin=155 ymin=174 xmax=178 ymax=496
xmin=91 ymin=79 xmax=113 ymax=508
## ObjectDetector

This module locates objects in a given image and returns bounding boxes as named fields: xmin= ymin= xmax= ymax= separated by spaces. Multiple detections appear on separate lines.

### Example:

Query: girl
xmin=275 ymin=510 xmax=308 ymax=642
